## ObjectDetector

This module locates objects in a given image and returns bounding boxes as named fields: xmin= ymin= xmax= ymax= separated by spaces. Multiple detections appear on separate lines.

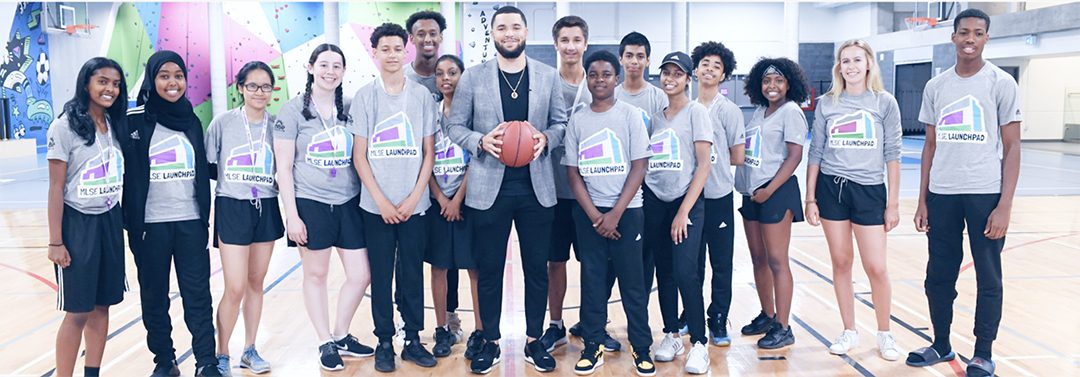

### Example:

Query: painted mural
xmin=2 ymin=2 xmax=53 ymax=146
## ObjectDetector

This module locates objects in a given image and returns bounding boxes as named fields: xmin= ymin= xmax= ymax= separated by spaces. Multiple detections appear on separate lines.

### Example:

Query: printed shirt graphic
xmin=306 ymin=126 xmax=354 ymax=168
xmin=149 ymin=134 xmax=196 ymax=182
xmin=368 ymin=112 xmax=420 ymax=159
xmin=434 ymin=126 xmax=469 ymax=196
xmin=648 ymin=128 xmax=682 ymax=171
xmin=578 ymin=128 xmax=628 ymax=176
xmin=743 ymin=126 xmax=763 ymax=168
xmin=935 ymin=95 xmax=987 ymax=144
xmin=224 ymin=142 xmax=274 ymax=185
xmin=828 ymin=110 xmax=878 ymax=149
xmin=79 ymin=146 xmax=125 ymax=199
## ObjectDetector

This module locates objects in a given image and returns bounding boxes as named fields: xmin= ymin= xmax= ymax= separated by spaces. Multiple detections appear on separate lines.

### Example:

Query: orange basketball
xmin=497 ymin=121 xmax=539 ymax=168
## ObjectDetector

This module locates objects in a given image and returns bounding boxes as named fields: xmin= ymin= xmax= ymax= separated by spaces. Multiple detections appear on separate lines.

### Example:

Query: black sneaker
xmin=401 ymin=338 xmax=437 ymax=367
xmin=569 ymin=321 xmax=584 ymax=337
xmin=464 ymin=330 xmax=485 ymax=361
xmin=574 ymin=342 xmax=604 ymax=375
xmin=709 ymin=317 xmax=731 ymax=346
xmin=540 ymin=324 xmax=568 ymax=352
xmin=194 ymin=365 xmax=223 ymax=377
xmin=470 ymin=341 xmax=500 ymax=374
xmin=151 ymin=360 xmax=180 ymax=377
xmin=741 ymin=311 xmax=774 ymax=336
xmin=334 ymin=333 xmax=375 ymax=357
xmin=602 ymin=333 xmax=622 ymax=352
xmin=374 ymin=342 xmax=396 ymax=373
xmin=632 ymin=348 xmax=657 ymax=377
xmin=524 ymin=339 xmax=556 ymax=372
xmin=318 ymin=341 xmax=345 ymax=371
xmin=433 ymin=327 xmax=454 ymax=357
xmin=757 ymin=322 xmax=795 ymax=349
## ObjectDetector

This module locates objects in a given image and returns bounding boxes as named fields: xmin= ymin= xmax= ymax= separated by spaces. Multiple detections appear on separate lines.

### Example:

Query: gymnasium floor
xmin=2 ymin=138 xmax=1078 ymax=376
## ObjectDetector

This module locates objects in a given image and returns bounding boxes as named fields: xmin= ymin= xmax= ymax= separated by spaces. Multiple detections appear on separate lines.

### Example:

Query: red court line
xmin=948 ymin=359 xmax=966 ymax=376
xmin=0 ymin=261 xmax=57 ymax=291
xmin=960 ymin=232 xmax=1077 ymax=273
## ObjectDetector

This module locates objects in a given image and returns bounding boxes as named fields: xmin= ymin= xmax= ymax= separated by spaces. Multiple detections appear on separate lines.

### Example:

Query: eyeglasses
xmin=243 ymin=83 xmax=274 ymax=93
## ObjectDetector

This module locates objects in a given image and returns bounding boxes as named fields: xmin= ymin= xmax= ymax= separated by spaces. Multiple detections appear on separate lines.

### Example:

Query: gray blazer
xmin=447 ymin=57 xmax=568 ymax=210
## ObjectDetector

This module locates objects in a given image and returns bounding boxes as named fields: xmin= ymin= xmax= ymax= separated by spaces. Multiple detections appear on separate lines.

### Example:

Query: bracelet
xmin=48 ymin=243 xmax=63 ymax=247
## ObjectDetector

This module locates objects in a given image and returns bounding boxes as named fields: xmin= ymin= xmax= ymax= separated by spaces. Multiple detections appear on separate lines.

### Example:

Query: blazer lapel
xmin=488 ymin=60 xmax=505 ymax=124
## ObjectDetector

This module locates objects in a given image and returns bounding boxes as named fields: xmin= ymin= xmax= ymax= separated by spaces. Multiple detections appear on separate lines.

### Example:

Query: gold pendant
xmin=511 ymin=91 xmax=518 ymax=99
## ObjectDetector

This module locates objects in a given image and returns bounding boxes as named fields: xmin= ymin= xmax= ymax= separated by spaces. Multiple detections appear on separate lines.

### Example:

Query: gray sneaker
xmin=239 ymin=345 xmax=272 ymax=374
xmin=216 ymin=355 xmax=232 ymax=377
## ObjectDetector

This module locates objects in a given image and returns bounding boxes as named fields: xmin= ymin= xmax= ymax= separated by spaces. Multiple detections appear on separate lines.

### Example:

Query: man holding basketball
xmin=446 ymin=5 xmax=568 ymax=375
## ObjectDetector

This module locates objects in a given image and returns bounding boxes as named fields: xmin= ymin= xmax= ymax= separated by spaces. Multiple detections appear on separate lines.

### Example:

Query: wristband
xmin=49 ymin=243 xmax=63 ymax=247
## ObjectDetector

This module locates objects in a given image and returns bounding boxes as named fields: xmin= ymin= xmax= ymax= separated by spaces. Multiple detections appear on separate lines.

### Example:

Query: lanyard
xmin=310 ymin=100 xmax=340 ymax=178
xmin=93 ymin=118 xmax=116 ymax=208
xmin=240 ymin=106 xmax=268 ymax=202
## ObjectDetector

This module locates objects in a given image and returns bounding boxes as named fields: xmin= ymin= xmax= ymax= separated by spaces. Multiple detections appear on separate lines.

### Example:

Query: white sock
xmin=332 ymin=334 xmax=346 ymax=342
xmin=550 ymin=319 xmax=564 ymax=329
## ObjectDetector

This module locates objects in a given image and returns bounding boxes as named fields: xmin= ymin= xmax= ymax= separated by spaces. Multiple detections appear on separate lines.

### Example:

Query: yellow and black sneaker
xmin=632 ymin=348 xmax=656 ymax=377
xmin=574 ymin=342 xmax=605 ymax=375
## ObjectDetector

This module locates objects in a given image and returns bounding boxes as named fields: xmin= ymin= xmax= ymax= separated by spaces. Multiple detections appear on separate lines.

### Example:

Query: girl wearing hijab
xmin=122 ymin=51 xmax=221 ymax=377
xmin=47 ymin=57 xmax=127 ymax=377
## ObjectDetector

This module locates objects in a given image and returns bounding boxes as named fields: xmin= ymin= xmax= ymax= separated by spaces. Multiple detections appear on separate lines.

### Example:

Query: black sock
xmin=85 ymin=366 xmax=100 ymax=377
xmin=931 ymin=337 xmax=951 ymax=356
xmin=974 ymin=338 xmax=993 ymax=360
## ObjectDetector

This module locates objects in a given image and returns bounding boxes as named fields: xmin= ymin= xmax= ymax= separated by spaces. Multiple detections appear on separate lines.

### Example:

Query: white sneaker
xmin=653 ymin=333 xmax=684 ymax=362
xmin=447 ymin=312 xmax=464 ymax=344
xmin=828 ymin=329 xmax=859 ymax=355
xmin=877 ymin=331 xmax=901 ymax=361
xmin=684 ymin=342 xmax=710 ymax=374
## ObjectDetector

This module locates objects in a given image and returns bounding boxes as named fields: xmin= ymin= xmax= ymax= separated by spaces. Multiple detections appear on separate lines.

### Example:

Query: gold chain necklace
xmin=499 ymin=64 xmax=526 ymax=100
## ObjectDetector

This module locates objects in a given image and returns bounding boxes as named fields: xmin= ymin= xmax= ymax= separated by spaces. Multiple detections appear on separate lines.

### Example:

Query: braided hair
xmin=301 ymin=43 xmax=349 ymax=123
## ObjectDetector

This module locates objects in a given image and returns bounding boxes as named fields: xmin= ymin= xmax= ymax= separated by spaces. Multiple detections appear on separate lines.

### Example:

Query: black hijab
xmin=137 ymin=50 xmax=200 ymax=132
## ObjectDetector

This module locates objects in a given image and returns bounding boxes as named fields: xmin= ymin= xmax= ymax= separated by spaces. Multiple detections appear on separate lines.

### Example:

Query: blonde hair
xmin=825 ymin=39 xmax=885 ymax=101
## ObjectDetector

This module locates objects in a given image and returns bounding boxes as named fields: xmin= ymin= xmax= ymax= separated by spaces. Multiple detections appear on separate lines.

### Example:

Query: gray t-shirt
xmin=918 ymin=63 xmax=1022 ymax=195
xmin=645 ymin=101 xmax=713 ymax=202
xmin=808 ymin=91 xmax=902 ymax=186
xmin=562 ymin=101 xmax=652 ymax=208
xmin=405 ymin=63 xmax=439 ymax=97
xmin=615 ymin=83 xmax=669 ymax=132
xmin=703 ymin=95 xmax=746 ymax=199
xmin=433 ymin=105 xmax=468 ymax=198
xmin=46 ymin=115 xmax=124 ymax=215
xmin=734 ymin=101 xmax=808 ymax=195
xmin=205 ymin=108 xmax=279 ymax=200
xmin=145 ymin=125 xmax=200 ymax=223
xmin=272 ymin=95 xmax=360 ymax=205
xmin=553 ymin=74 xmax=593 ymax=199
xmin=349 ymin=79 xmax=438 ymax=215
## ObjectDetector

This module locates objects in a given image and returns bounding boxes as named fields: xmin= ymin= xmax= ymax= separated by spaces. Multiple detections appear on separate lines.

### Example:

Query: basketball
xmin=497 ymin=121 xmax=539 ymax=168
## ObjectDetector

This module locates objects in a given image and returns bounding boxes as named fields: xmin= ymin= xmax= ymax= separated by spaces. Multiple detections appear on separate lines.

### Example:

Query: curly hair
xmin=371 ymin=23 xmax=408 ymax=49
xmin=691 ymin=41 xmax=736 ymax=81
xmin=406 ymin=10 xmax=446 ymax=34
xmin=743 ymin=57 xmax=809 ymax=107
xmin=584 ymin=50 xmax=621 ymax=77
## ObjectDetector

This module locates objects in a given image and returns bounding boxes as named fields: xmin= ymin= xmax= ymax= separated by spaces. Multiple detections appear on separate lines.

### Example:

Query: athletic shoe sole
xmin=337 ymin=349 xmax=375 ymax=358
xmin=654 ymin=347 xmax=684 ymax=362
xmin=758 ymin=337 xmax=795 ymax=350
xmin=319 ymin=362 xmax=345 ymax=371
xmin=471 ymin=357 xmax=500 ymax=374
xmin=545 ymin=337 xmax=568 ymax=353
xmin=237 ymin=363 xmax=271 ymax=374
xmin=636 ymin=368 xmax=657 ymax=377
xmin=524 ymin=355 xmax=556 ymax=372
xmin=573 ymin=358 xmax=603 ymax=375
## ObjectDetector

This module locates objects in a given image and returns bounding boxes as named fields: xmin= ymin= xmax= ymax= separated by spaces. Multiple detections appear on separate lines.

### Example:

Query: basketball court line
xmin=959 ymin=232 xmax=1077 ymax=273
xmin=0 ymin=261 xmax=57 ymax=291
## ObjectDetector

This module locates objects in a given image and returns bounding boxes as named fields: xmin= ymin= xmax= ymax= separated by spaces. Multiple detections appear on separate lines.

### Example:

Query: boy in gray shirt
xmin=562 ymin=51 xmax=656 ymax=376
xmin=908 ymin=10 xmax=1022 ymax=377
xmin=349 ymin=23 xmax=438 ymax=371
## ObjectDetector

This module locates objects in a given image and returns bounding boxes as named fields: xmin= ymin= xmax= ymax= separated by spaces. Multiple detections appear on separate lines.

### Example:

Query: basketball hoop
xmin=64 ymin=24 xmax=97 ymax=35
xmin=904 ymin=17 xmax=937 ymax=31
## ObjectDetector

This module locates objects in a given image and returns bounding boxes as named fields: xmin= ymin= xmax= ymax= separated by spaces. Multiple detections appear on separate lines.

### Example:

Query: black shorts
xmin=56 ymin=205 xmax=126 ymax=313
xmin=815 ymin=172 xmax=886 ymax=226
xmin=425 ymin=200 xmax=476 ymax=270
xmin=214 ymin=196 xmax=285 ymax=247
xmin=739 ymin=175 xmax=805 ymax=224
xmin=548 ymin=198 xmax=579 ymax=262
xmin=288 ymin=196 xmax=366 ymax=250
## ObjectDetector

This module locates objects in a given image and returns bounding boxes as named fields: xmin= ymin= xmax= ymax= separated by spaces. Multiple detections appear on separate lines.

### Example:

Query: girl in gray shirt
xmin=803 ymin=40 xmax=902 ymax=361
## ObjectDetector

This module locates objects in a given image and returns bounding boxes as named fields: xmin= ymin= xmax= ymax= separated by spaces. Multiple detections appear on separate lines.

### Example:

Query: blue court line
xmin=791 ymin=315 xmax=875 ymax=377
xmin=176 ymin=261 xmax=302 ymax=366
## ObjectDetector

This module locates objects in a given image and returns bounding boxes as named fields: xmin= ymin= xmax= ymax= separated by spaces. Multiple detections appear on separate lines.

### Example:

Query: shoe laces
xmin=878 ymin=333 xmax=897 ymax=351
